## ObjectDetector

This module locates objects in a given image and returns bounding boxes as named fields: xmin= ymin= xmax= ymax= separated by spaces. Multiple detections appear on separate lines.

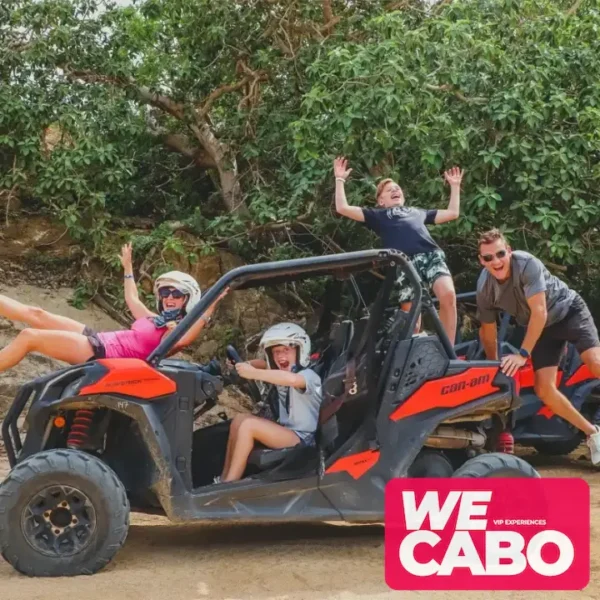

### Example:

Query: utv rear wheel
xmin=408 ymin=450 xmax=454 ymax=477
xmin=0 ymin=449 xmax=130 ymax=577
xmin=452 ymin=453 xmax=540 ymax=478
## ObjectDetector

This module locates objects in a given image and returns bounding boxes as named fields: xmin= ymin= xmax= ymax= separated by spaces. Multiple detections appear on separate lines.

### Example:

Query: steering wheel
xmin=226 ymin=345 xmax=263 ymax=405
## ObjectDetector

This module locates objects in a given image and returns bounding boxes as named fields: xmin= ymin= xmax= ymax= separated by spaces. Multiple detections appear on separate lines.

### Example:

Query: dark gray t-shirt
xmin=361 ymin=206 xmax=440 ymax=256
xmin=476 ymin=251 xmax=575 ymax=327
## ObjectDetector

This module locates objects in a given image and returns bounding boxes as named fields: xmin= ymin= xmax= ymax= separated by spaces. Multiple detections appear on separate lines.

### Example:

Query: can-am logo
xmin=385 ymin=478 xmax=589 ymax=590
xmin=441 ymin=374 xmax=490 ymax=395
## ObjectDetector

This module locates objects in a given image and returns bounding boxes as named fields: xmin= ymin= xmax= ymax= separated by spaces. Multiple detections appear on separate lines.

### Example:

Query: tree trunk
xmin=63 ymin=73 xmax=250 ymax=216
xmin=189 ymin=122 xmax=248 ymax=216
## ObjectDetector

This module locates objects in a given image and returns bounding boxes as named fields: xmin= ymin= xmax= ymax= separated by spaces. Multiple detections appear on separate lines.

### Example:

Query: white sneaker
xmin=586 ymin=426 xmax=600 ymax=465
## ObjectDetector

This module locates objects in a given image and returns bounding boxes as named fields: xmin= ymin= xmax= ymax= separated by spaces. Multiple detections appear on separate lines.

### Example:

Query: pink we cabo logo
xmin=385 ymin=478 xmax=589 ymax=590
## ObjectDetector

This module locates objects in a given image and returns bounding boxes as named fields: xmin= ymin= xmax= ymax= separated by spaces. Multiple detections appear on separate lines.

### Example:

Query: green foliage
xmin=290 ymin=0 xmax=600 ymax=279
xmin=2 ymin=0 xmax=600 ymax=316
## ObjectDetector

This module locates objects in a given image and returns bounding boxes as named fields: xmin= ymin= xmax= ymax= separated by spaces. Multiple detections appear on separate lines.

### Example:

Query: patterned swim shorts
xmin=395 ymin=249 xmax=452 ymax=304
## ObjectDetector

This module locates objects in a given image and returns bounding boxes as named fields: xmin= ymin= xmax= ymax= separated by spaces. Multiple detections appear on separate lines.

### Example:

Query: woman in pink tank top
xmin=0 ymin=243 xmax=228 ymax=373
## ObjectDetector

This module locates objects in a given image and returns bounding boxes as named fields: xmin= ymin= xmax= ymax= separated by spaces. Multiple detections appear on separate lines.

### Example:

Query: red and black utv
xmin=0 ymin=249 xmax=539 ymax=577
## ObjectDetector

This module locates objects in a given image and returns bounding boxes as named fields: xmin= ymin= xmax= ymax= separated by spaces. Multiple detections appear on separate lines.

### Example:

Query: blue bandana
xmin=153 ymin=308 xmax=183 ymax=328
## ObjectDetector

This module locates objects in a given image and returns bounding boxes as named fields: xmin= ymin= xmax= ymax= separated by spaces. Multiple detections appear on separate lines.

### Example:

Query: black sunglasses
xmin=158 ymin=287 xmax=186 ymax=299
xmin=480 ymin=249 xmax=508 ymax=262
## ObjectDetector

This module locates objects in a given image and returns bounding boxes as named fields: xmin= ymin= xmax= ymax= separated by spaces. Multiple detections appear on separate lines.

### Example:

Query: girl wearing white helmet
xmin=0 ymin=242 xmax=226 ymax=372
xmin=217 ymin=322 xmax=323 ymax=483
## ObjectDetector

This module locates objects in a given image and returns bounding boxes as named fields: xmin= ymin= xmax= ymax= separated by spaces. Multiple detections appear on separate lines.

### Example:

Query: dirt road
xmin=0 ymin=451 xmax=598 ymax=600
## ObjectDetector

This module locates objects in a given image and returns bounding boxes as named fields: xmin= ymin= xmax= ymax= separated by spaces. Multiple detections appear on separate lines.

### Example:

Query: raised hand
xmin=334 ymin=156 xmax=352 ymax=181
xmin=444 ymin=166 xmax=464 ymax=187
xmin=120 ymin=242 xmax=133 ymax=272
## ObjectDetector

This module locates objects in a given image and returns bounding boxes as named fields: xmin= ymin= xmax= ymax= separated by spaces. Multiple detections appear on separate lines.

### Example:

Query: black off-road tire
xmin=408 ymin=450 xmax=454 ymax=478
xmin=0 ymin=449 xmax=130 ymax=577
xmin=452 ymin=452 xmax=540 ymax=478
xmin=532 ymin=434 xmax=583 ymax=457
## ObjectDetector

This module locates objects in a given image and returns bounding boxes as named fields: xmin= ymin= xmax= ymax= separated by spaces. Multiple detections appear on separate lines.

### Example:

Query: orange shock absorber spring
xmin=66 ymin=409 xmax=95 ymax=449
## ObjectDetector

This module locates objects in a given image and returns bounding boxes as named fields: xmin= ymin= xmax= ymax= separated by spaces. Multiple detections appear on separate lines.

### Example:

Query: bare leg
xmin=0 ymin=294 xmax=86 ymax=333
xmin=221 ymin=413 xmax=252 ymax=478
xmin=580 ymin=347 xmax=600 ymax=378
xmin=534 ymin=367 xmax=596 ymax=435
xmin=432 ymin=275 xmax=457 ymax=344
xmin=0 ymin=329 xmax=94 ymax=373
xmin=222 ymin=416 xmax=300 ymax=482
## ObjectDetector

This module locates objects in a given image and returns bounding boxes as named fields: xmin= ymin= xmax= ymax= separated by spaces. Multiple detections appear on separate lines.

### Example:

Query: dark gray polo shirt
xmin=476 ymin=251 xmax=575 ymax=327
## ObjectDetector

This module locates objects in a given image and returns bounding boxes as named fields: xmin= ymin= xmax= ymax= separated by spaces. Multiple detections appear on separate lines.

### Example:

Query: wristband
xmin=335 ymin=177 xmax=346 ymax=183
xmin=519 ymin=347 xmax=530 ymax=359
xmin=124 ymin=274 xmax=134 ymax=279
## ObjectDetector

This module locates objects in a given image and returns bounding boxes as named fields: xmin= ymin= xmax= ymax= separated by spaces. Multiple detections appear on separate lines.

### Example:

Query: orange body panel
xmin=517 ymin=359 xmax=563 ymax=389
xmin=79 ymin=358 xmax=176 ymax=400
xmin=325 ymin=449 xmax=380 ymax=479
xmin=389 ymin=366 xmax=501 ymax=421
xmin=536 ymin=406 xmax=556 ymax=419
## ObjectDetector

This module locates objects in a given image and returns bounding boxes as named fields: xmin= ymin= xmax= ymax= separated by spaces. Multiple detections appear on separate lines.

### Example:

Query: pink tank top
xmin=96 ymin=318 xmax=167 ymax=359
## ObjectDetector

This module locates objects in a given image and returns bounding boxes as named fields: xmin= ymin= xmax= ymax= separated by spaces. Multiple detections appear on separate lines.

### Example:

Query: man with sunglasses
xmin=475 ymin=228 xmax=600 ymax=464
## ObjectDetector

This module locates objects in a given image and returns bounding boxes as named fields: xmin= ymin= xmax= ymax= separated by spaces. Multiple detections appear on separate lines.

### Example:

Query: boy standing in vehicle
xmin=218 ymin=323 xmax=323 ymax=482
xmin=333 ymin=156 xmax=463 ymax=343
xmin=475 ymin=228 xmax=600 ymax=464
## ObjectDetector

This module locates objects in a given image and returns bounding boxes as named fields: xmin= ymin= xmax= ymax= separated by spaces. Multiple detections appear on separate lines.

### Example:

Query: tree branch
xmin=62 ymin=65 xmax=248 ymax=215
xmin=158 ymin=133 xmax=217 ymax=168
xmin=196 ymin=61 xmax=268 ymax=117
xmin=92 ymin=293 xmax=133 ymax=327
xmin=215 ymin=204 xmax=315 ymax=243
xmin=425 ymin=83 xmax=487 ymax=104
xmin=567 ymin=0 xmax=582 ymax=16
xmin=63 ymin=66 xmax=188 ymax=121
xmin=323 ymin=0 xmax=334 ymax=23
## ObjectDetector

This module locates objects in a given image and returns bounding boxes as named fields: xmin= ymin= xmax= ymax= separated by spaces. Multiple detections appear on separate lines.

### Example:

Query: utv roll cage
xmin=148 ymin=248 xmax=458 ymax=366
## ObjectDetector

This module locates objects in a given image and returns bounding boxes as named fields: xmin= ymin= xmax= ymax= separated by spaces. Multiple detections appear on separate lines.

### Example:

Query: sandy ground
xmin=0 ymin=450 xmax=598 ymax=600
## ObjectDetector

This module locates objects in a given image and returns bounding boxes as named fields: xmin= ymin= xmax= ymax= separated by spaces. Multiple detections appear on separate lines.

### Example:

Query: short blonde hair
xmin=376 ymin=178 xmax=394 ymax=200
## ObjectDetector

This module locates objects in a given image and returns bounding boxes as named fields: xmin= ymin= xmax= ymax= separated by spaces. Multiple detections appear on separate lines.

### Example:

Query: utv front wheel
xmin=0 ymin=449 xmax=130 ymax=577
xmin=452 ymin=453 xmax=540 ymax=478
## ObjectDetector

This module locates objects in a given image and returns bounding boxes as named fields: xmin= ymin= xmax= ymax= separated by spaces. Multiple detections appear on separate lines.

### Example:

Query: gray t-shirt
xmin=275 ymin=368 xmax=323 ymax=442
xmin=476 ymin=251 xmax=575 ymax=327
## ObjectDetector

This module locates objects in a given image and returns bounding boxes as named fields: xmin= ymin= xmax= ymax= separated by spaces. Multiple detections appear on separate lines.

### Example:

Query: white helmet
xmin=259 ymin=322 xmax=311 ymax=369
xmin=153 ymin=270 xmax=202 ymax=314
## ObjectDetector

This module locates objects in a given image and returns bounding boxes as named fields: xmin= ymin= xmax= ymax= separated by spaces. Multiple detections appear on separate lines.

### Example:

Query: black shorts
xmin=531 ymin=294 xmax=600 ymax=370
xmin=82 ymin=326 xmax=106 ymax=360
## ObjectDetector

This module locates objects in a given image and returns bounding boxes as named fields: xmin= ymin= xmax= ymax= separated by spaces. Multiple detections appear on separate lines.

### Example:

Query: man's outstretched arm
xmin=434 ymin=166 xmax=464 ymax=224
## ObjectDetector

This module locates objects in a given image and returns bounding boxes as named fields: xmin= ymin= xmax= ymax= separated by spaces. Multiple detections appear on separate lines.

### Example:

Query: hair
xmin=478 ymin=228 xmax=508 ymax=251
xmin=375 ymin=178 xmax=395 ymax=200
